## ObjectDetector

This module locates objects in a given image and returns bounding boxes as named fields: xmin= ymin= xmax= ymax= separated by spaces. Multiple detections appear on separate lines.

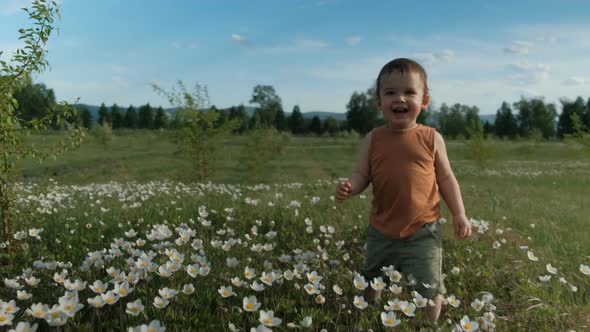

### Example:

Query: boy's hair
xmin=375 ymin=58 xmax=429 ymax=98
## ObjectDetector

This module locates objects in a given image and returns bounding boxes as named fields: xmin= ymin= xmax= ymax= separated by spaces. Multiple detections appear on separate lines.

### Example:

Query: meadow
xmin=1 ymin=130 xmax=589 ymax=331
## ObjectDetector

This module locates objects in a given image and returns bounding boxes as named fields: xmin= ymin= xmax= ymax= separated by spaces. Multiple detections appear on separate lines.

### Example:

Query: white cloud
xmin=413 ymin=49 xmax=455 ymax=66
xmin=563 ymin=77 xmax=589 ymax=86
xmin=346 ymin=36 xmax=361 ymax=46
xmin=295 ymin=39 xmax=328 ymax=49
xmin=231 ymin=34 xmax=244 ymax=42
xmin=503 ymin=40 xmax=533 ymax=55
xmin=507 ymin=61 xmax=550 ymax=84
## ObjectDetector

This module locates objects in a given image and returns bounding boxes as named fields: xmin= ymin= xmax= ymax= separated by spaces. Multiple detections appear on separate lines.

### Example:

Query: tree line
xmin=13 ymin=80 xmax=590 ymax=140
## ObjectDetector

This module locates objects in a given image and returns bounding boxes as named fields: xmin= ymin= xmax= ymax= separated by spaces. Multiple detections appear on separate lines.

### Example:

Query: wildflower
xmin=371 ymin=277 xmax=386 ymax=291
xmin=389 ymin=284 xmax=402 ymax=295
xmin=381 ymin=311 xmax=401 ymax=328
xmin=307 ymin=271 xmax=322 ymax=284
xmin=186 ymin=264 xmax=199 ymax=278
xmin=250 ymin=281 xmax=265 ymax=292
xmin=390 ymin=270 xmax=402 ymax=283
xmin=128 ymin=320 xmax=165 ymax=332
xmin=243 ymin=296 xmax=262 ymax=312
xmin=400 ymin=302 xmax=416 ymax=317
xmin=447 ymin=295 xmax=461 ymax=308
xmin=158 ymin=287 xmax=178 ymax=299
xmin=283 ymin=270 xmax=294 ymax=281
xmin=8 ymin=322 xmax=38 ymax=332
xmin=527 ymin=250 xmax=539 ymax=262
xmin=260 ymin=271 xmax=276 ymax=286
xmin=539 ymin=275 xmax=551 ymax=282
xmin=460 ymin=315 xmax=479 ymax=332
xmin=24 ymin=276 xmax=40 ymax=286
xmin=183 ymin=284 xmax=195 ymax=295
xmin=259 ymin=310 xmax=282 ymax=327
xmin=451 ymin=267 xmax=460 ymax=275
xmin=226 ymin=257 xmax=239 ymax=268
xmin=5 ymin=278 xmax=24 ymax=289
xmin=2 ymin=300 xmax=19 ymax=314
xmin=471 ymin=298 xmax=484 ymax=311
xmin=218 ymin=286 xmax=235 ymax=298
xmin=58 ymin=297 xmax=83 ymax=318
xmin=315 ymin=294 xmax=325 ymax=304
xmin=0 ymin=311 xmax=15 ymax=326
xmin=384 ymin=298 xmax=402 ymax=311
xmin=332 ymin=284 xmax=343 ymax=296
xmin=101 ymin=291 xmax=120 ymax=305
xmin=413 ymin=293 xmax=427 ymax=308
xmin=353 ymin=296 xmax=368 ymax=310
xmin=300 ymin=316 xmax=312 ymax=328
xmin=114 ymin=281 xmax=133 ymax=298
xmin=126 ymin=299 xmax=144 ymax=316
xmin=90 ymin=280 xmax=107 ymax=294
xmin=26 ymin=303 xmax=49 ymax=318
xmin=353 ymin=275 xmax=368 ymax=290
xmin=87 ymin=295 xmax=106 ymax=308
xmin=546 ymin=264 xmax=558 ymax=274
xmin=245 ymin=267 xmax=256 ymax=280
xmin=157 ymin=265 xmax=172 ymax=278
xmin=153 ymin=296 xmax=170 ymax=309
xmin=16 ymin=290 xmax=33 ymax=300
xmin=580 ymin=264 xmax=590 ymax=276
xmin=304 ymin=283 xmax=320 ymax=295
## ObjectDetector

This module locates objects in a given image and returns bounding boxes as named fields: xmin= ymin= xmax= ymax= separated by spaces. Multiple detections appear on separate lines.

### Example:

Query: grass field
xmin=1 ymin=130 xmax=589 ymax=331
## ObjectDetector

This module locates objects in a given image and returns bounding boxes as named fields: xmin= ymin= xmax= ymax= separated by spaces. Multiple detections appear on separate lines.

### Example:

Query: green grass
xmin=1 ymin=130 xmax=588 ymax=330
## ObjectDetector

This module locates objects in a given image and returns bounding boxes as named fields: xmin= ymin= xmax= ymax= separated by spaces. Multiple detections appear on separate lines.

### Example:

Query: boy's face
xmin=376 ymin=70 xmax=430 ymax=130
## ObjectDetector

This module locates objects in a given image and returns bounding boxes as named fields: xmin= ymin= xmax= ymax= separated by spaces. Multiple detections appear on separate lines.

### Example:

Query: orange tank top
xmin=368 ymin=124 xmax=441 ymax=238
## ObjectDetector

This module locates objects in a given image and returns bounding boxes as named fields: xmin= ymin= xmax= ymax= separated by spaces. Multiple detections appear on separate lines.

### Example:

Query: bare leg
xmin=425 ymin=294 xmax=443 ymax=321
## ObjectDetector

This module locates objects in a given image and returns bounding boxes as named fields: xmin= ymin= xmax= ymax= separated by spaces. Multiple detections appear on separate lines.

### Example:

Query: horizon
xmin=2 ymin=0 xmax=590 ymax=115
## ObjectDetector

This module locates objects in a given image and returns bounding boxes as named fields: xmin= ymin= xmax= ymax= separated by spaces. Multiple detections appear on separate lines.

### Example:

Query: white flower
xmin=413 ymin=293 xmax=427 ymax=308
xmin=546 ymin=263 xmax=558 ymax=274
xmin=353 ymin=275 xmax=368 ymax=290
xmin=90 ymin=280 xmax=107 ymax=294
xmin=101 ymin=291 xmax=120 ymax=305
xmin=400 ymin=302 xmax=416 ymax=317
xmin=471 ymin=298 xmax=484 ymax=311
xmin=8 ymin=322 xmax=38 ymax=332
xmin=307 ymin=271 xmax=322 ymax=284
xmin=315 ymin=294 xmax=325 ymax=304
xmin=304 ymin=283 xmax=320 ymax=295
xmin=380 ymin=311 xmax=401 ymax=327
xmin=353 ymin=296 xmax=368 ymax=310
xmin=153 ymin=296 xmax=169 ymax=309
xmin=218 ymin=286 xmax=235 ymax=298
xmin=259 ymin=310 xmax=282 ymax=327
xmin=385 ymin=298 xmax=403 ymax=311
xmin=128 ymin=320 xmax=165 ymax=332
xmin=451 ymin=267 xmax=460 ymax=275
xmin=580 ymin=264 xmax=590 ymax=276
xmin=26 ymin=303 xmax=48 ymax=318
xmin=0 ymin=311 xmax=15 ymax=326
xmin=87 ymin=295 xmax=106 ymax=308
xmin=158 ymin=287 xmax=178 ymax=299
xmin=447 ymin=295 xmax=461 ymax=308
xmin=126 ymin=299 xmax=144 ymax=316
xmin=460 ymin=315 xmax=479 ymax=332
xmin=371 ymin=277 xmax=386 ymax=291
xmin=183 ymin=284 xmax=195 ymax=295
xmin=389 ymin=283 xmax=402 ymax=295
xmin=16 ymin=290 xmax=33 ymax=300
xmin=250 ymin=281 xmax=265 ymax=292
xmin=527 ymin=250 xmax=539 ymax=262
xmin=300 ymin=316 xmax=312 ymax=328
xmin=243 ymin=296 xmax=262 ymax=312
xmin=245 ymin=267 xmax=256 ymax=280
xmin=332 ymin=284 xmax=343 ymax=295
xmin=539 ymin=275 xmax=551 ymax=282
xmin=2 ymin=300 xmax=19 ymax=314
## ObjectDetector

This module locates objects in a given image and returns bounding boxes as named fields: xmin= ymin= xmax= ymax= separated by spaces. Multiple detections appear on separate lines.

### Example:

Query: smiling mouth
xmin=392 ymin=108 xmax=408 ymax=113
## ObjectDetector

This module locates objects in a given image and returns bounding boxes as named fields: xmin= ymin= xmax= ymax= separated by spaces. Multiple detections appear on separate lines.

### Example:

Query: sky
xmin=2 ymin=0 xmax=590 ymax=115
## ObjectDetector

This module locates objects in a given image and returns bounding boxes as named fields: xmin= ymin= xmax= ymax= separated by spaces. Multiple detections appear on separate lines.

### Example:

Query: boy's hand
xmin=452 ymin=215 xmax=472 ymax=240
xmin=335 ymin=181 xmax=352 ymax=203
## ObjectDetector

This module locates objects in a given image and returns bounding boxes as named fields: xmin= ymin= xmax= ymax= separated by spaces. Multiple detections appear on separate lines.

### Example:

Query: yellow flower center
xmin=403 ymin=308 xmax=410 ymax=313
xmin=64 ymin=304 xmax=73 ymax=311
xmin=386 ymin=318 xmax=393 ymax=325
xmin=6 ymin=306 xmax=13 ymax=312
xmin=119 ymin=289 xmax=127 ymax=296
xmin=465 ymin=323 xmax=472 ymax=329
xmin=246 ymin=303 xmax=254 ymax=310
xmin=264 ymin=318 xmax=273 ymax=325
xmin=107 ymin=297 xmax=115 ymax=304
xmin=51 ymin=311 xmax=60 ymax=318
xmin=148 ymin=328 xmax=157 ymax=332
xmin=0 ymin=317 xmax=6 ymax=322
xmin=34 ymin=310 xmax=44 ymax=317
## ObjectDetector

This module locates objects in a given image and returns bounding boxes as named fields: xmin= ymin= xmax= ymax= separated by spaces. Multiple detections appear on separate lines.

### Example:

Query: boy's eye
xmin=405 ymin=90 xmax=416 ymax=95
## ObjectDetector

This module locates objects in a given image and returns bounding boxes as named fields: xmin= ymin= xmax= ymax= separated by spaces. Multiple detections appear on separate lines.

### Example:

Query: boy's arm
xmin=434 ymin=131 xmax=472 ymax=240
xmin=347 ymin=131 xmax=372 ymax=196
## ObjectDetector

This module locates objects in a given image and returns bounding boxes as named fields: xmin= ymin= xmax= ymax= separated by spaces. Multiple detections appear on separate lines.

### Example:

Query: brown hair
xmin=375 ymin=58 xmax=429 ymax=99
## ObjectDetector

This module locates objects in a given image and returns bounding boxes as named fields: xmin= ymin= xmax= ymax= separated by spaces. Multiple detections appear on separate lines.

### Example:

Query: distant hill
xmin=75 ymin=104 xmax=494 ymax=124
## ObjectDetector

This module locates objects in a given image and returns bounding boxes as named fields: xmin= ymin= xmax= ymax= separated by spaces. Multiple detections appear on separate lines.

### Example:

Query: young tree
xmin=323 ymin=117 xmax=340 ymax=136
xmin=494 ymin=102 xmax=518 ymax=139
xmin=138 ymin=103 xmax=154 ymax=129
xmin=110 ymin=103 xmax=125 ymax=129
xmin=309 ymin=116 xmax=323 ymax=135
xmin=250 ymin=85 xmax=283 ymax=128
xmin=98 ymin=102 xmax=110 ymax=125
xmin=79 ymin=106 xmax=92 ymax=129
xmin=514 ymin=98 xmax=557 ymax=139
xmin=558 ymin=97 xmax=585 ymax=138
xmin=346 ymin=89 xmax=379 ymax=135
xmin=228 ymin=105 xmax=249 ymax=134
xmin=154 ymin=106 xmax=168 ymax=129
xmin=152 ymin=81 xmax=238 ymax=181
xmin=13 ymin=79 xmax=56 ymax=122
xmin=0 ymin=1 xmax=85 ymax=244
xmin=124 ymin=105 xmax=138 ymax=128
xmin=288 ymin=105 xmax=305 ymax=134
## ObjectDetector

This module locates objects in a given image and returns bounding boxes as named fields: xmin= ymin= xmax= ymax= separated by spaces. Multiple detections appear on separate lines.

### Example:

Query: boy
xmin=335 ymin=58 xmax=472 ymax=321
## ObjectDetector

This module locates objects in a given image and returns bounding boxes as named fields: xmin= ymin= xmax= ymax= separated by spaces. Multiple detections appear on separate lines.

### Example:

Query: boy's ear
xmin=421 ymin=94 xmax=431 ymax=110
xmin=375 ymin=96 xmax=382 ymax=109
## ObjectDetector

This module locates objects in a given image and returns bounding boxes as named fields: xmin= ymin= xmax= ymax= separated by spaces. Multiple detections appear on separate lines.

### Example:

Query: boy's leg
xmin=361 ymin=224 xmax=395 ymax=304
xmin=400 ymin=220 xmax=446 ymax=320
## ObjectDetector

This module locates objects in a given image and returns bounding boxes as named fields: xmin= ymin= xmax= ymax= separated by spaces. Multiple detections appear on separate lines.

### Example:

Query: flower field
xmin=1 ymin=175 xmax=588 ymax=331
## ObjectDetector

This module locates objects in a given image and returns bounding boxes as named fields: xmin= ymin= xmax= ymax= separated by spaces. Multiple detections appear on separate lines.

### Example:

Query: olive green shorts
xmin=362 ymin=219 xmax=446 ymax=299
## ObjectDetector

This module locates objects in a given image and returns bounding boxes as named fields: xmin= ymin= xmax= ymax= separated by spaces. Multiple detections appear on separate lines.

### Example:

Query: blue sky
xmin=2 ymin=0 xmax=590 ymax=115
